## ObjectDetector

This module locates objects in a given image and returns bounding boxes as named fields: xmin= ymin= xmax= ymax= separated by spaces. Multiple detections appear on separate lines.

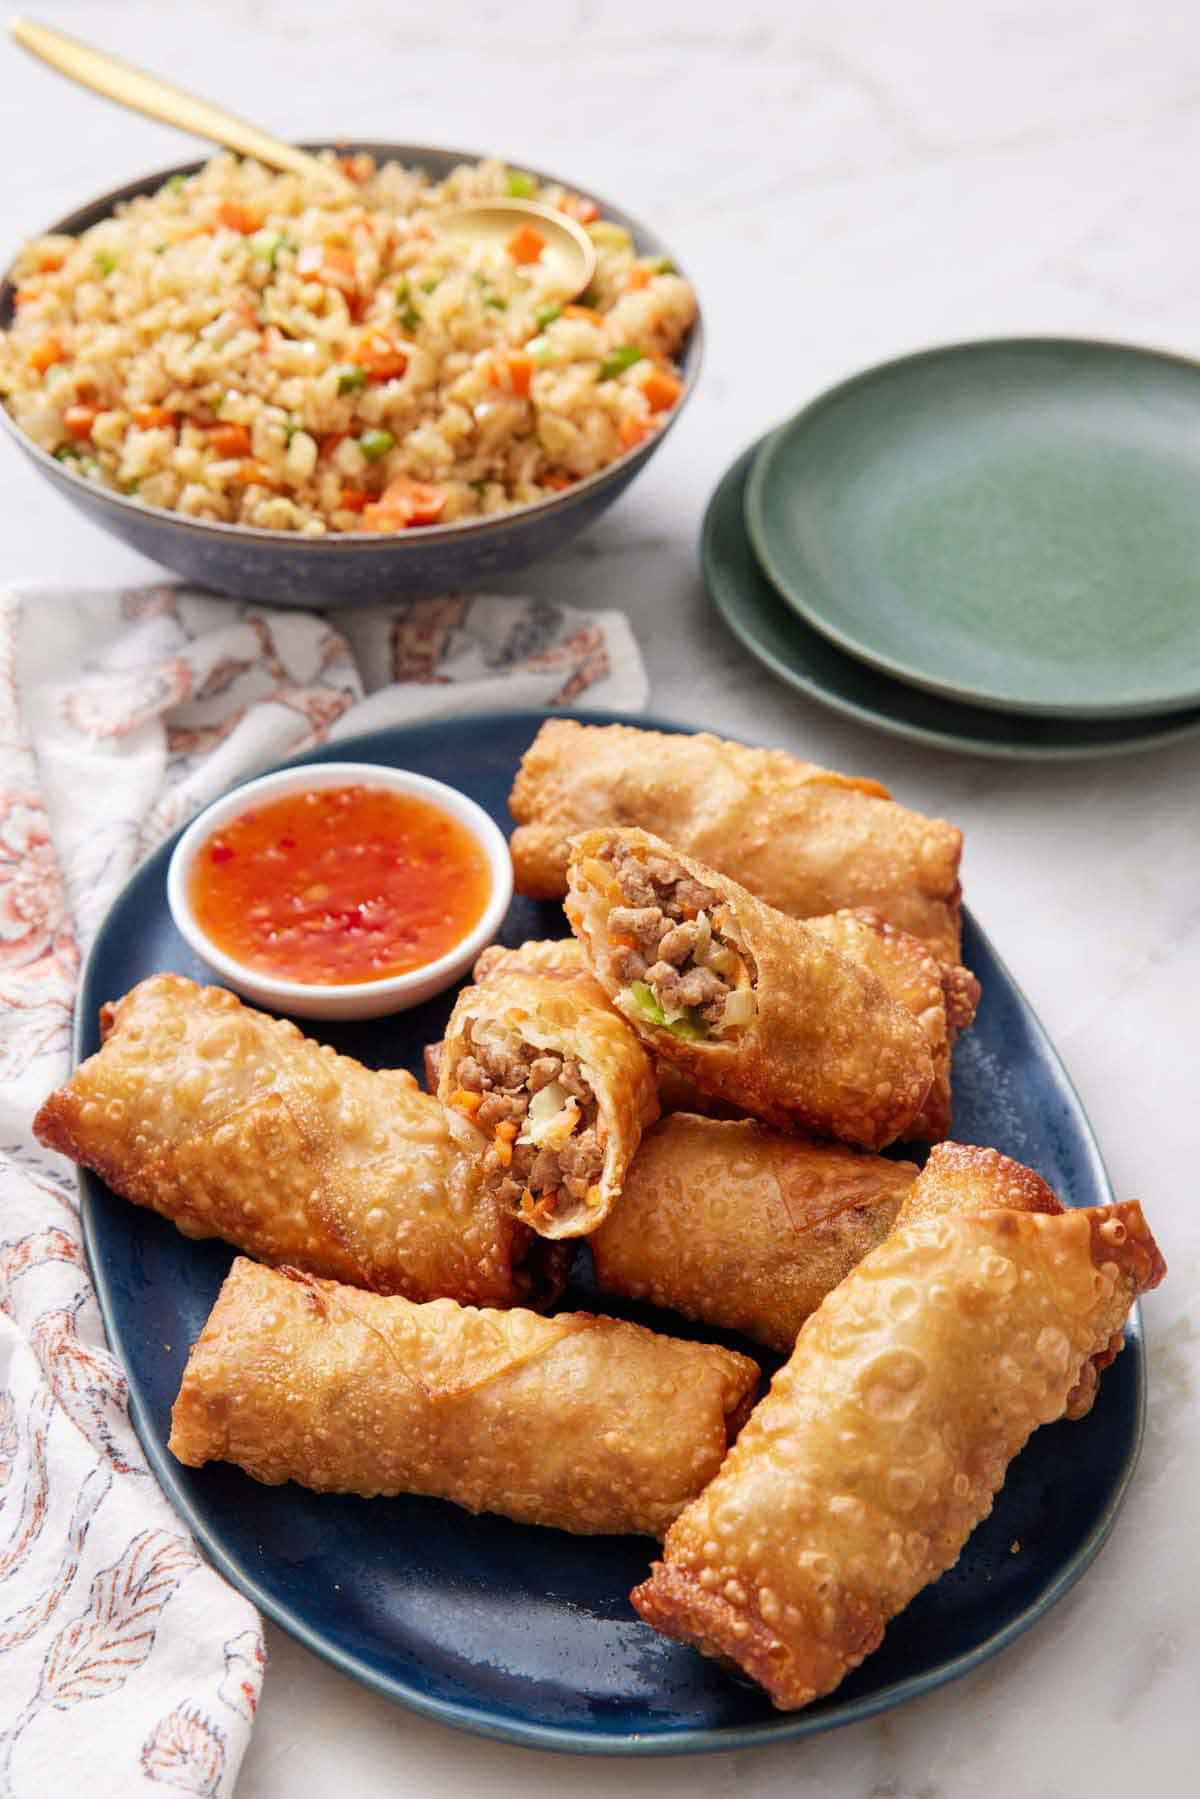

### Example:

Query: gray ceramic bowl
xmin=0 ymin=141 xmax=701 ymax=607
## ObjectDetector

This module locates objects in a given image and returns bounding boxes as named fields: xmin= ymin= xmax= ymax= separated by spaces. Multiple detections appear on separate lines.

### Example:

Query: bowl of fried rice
xmin=0 ymin=142 xmax=701 ymax=605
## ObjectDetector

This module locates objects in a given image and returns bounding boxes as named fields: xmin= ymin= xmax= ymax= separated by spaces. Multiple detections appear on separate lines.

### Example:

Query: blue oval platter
xmin=78 ymin=709 xmax=1145 ymax=1755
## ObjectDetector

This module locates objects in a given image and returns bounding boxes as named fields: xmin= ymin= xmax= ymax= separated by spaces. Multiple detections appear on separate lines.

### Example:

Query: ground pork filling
xmin=449 ymin=1029 xmax=604 ymax=1224
xmin=602 ymin=849 xmax=756 ymax=1038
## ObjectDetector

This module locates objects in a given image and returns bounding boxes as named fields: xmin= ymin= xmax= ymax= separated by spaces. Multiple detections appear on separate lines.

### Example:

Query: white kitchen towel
xmin=0 ymin=580 xmax=646 ymax=1797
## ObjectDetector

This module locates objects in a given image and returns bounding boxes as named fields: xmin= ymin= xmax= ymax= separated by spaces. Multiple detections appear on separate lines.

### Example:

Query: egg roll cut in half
xmin=565 ymin=828 xmax=935 ymax=1150
xmin=437 ymin=939 xmax=659 ymax=1239
xmin=509 ymin=719 xmax=964 ymax=961
xmin=804 ymin=909 xmax=980 ymax=1142
xmin=589 ymin=1114 xmax=918 ymax=1353
xmin=631 ymin=1143 xmax=1167 ymax=1710
xmin=33 ymin=975 xmax=564 ymax=1308
xmin=169 ymin=1257 xmax=760 ymax=1538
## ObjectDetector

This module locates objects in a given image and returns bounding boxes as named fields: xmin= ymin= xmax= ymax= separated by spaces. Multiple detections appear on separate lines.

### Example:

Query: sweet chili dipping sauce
xmin=189 ymin=784 xmax=492 ymax=985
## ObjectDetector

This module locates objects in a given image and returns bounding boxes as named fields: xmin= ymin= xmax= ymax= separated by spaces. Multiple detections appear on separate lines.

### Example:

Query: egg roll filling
xmin=596 ymin=846 xmax=757 ymax=1041
xmin=449 ymin=1024 xmax=605 ymax=1228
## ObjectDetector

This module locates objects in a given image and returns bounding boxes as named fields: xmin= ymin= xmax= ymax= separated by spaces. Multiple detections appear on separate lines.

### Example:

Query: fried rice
xmin=0 ymin=151 xmax=696 ymax=534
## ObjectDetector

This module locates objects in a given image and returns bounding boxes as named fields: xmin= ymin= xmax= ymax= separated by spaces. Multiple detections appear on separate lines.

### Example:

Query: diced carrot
xmin=563 ymin=304 xmax=604 ymax=326
xmin=488 ymin=349 xmax=534 ymax=397
xmin=297 ymin=244 xmax=358 ymax=295
xmin=642 ymin=368 xmax=683 ymax=412
xmin=36 ymin=247 xmax=66 ymax=272
xmin=392 ymin=479 xmax=448 ymax=525
xmin=208 ymin=422 xmax=252 ymax=458
xmin=132 ymin=404 xmax=177 ymax=430
xmin=507 ymin=224 xmax=546 ymax=265
xmin=232 ymin=459 xmax=282 ymax=489
xmin=560 ymin=194 xmax=600 ymax=225
xmin=540 ymin=471 xmax=576 ymax=491
xmin=63 ymin=405 xmax=97 ymax=440
xmin=624 ymin=265 xmax=653 ymax=292
xmin=450 ymin=1087 xmax=483 ymax=1115
xmin=338 ymin=154 xmax=368 ymax=183
xmin=13 ymin=291 xmax=35 ymax=307
xmin=619 ymin=414 xmax=651 ymax=449
xmin=608 ymin=932 xmax=639 ymax=951
xmin=362 ymin=477 xmax=449 ymax=530
xmin=358 ymin=330 xmax=408 ymax=381
xmin=318 ymin=432 xmax=348 ymax=460
xmin=29 ymin=335 xmax=67 ymax=375
xmin=338 ymin=486 xmax=369 ymax=513
xmin=216 ymin=201 xmax=263 ymax=235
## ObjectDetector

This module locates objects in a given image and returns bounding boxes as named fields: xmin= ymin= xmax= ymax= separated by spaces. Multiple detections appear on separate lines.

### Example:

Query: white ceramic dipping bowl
xmin=166 ymin=761 xmax=513 ymax=1021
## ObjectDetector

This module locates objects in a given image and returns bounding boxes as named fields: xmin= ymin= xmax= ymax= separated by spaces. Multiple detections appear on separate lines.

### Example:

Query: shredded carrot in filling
xmin=493 ymin=1119 xmax=519 ymax=1167
xmin=518 ymin=1186 xmax=560 ymax=1224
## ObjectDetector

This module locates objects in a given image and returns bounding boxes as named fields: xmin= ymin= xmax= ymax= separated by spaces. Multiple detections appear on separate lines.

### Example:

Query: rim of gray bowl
xmin=0 ymin=139 xmax=703 ymax=547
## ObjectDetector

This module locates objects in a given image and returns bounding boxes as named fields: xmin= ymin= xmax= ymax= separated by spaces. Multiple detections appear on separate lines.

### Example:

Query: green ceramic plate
xmin=705 ymin=437 xmax=1200 ymax=760
xmin=744 ymin=339 xmax=1200 ymax=720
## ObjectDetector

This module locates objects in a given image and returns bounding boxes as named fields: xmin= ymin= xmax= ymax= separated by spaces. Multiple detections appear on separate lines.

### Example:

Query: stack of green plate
xmin=704 ymin=338 xmax=1200 ymax=758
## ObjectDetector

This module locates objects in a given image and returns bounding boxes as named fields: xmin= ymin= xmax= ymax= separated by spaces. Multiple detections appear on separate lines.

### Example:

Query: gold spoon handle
xmin=10 ymin=16 xmax=348 ymax=189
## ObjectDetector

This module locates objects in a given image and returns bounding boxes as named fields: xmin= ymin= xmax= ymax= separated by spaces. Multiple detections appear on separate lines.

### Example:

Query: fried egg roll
xmin=566 ymin=828 xmax=935 ymax=1150
xmin=804 ymin=909 xmax=979 ymax=1142
xmin=437 ymin=940 xmax=659 ymax=1238
xmin=589 ymin=1115 xmax=917 ymax=1352
xmin=169 ymin=1257 xmax=760 ymax=1538
xmin=34 ymin=975 xmax=561 ymax=1307
xmin=631 ymin=1144 xmax=1166 ymax=1709
xmin=510 ymin=720 xmax=964 ymax=961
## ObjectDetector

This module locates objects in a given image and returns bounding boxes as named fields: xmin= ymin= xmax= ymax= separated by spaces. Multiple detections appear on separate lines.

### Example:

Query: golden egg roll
xmin=509 ymin=720 xmax=964 ymax=961
xmin=437 ymin=940 xmax=659 ymax=1239
xmin=804 ymin=909 xmax=979 ymax=1142
xmin=631 ymin=1143 xmax=1166 ymax=1709
xmin=565 ymin=828 xmax=935 ymax=1150
xmin=34 ymin=975 xmax=562 ymax=1307
xmin=589 ymin=1114 xmax=917 ymax=1352
xmin=169 ymin=1257 xmax=760 ymax=1538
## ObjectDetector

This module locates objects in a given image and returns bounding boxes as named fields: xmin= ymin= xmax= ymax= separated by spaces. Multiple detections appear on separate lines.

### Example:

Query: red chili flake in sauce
xmin=188 ymin=785 xmax=492 ymax=985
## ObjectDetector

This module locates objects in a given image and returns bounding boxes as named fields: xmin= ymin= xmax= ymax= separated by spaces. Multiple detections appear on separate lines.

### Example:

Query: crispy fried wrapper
xmin=804 ymin=909 xmax=979 ymax=1142
xmin=631 ymin=1143 xmax=1166 ymax=1709
xmin=589 ymin=1115 xmax=917 ymax=1352
xmin=566 ymin=828 xmax=935 ymax=1150
xmin=34 ymin=975 xmax=562 ymax=1307
xmin=438 ymin=939 xmax=659 ymax=1238
xmin=169 ymin=1257 xmax=760 ymax=1538
xmin=509 ymin=720 xmax=964 ymax=961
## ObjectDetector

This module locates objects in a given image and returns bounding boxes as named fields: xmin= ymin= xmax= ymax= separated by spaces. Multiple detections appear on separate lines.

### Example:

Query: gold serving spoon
xmin=10 ymin=16 xmax=598 ymax=297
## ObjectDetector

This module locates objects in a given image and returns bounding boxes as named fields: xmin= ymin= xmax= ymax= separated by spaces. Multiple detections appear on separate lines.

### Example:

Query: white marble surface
xmin=3 ymin=2 xmax=1197 ymax=1792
